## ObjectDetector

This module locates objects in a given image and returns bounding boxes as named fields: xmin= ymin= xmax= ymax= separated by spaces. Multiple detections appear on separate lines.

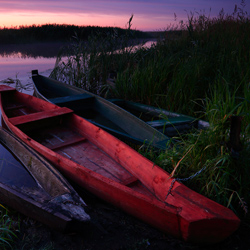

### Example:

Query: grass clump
xmin=112 ymin=2 xmax=250 ymax=115
xmin=0 ymin=204 xmax=18 ymax=249
xmin=153 ymin=86 xmax=250 ymax=217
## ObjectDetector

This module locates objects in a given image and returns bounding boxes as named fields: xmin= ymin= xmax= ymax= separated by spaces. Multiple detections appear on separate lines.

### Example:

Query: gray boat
xmin=32 ymin=70 xmax=170 ymax=150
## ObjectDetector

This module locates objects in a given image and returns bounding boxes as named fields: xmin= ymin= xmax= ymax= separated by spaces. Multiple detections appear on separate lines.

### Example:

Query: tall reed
xmin=51 ymin=2 xmax=250 ymax=219
xmin=112 ymin=2 xmax=250 ymax=116
xmin=50 ymin=15 xmax=146 ymax=94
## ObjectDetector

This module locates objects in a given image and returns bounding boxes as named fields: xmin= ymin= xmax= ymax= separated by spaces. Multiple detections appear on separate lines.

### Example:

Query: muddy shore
xmin=11 ymin=187 xmax=250 ymax=250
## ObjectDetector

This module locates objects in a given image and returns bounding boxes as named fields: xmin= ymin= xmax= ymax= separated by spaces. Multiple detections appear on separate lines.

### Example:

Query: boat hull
xmin=108 ymin=99 xmax=210 ymax=137
xmin=0 ymin=85 xmax=240 ymax=244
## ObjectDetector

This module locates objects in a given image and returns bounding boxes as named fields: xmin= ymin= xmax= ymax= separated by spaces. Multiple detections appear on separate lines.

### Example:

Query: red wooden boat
xmin=0 ymin=85 xmax=240 ymax=244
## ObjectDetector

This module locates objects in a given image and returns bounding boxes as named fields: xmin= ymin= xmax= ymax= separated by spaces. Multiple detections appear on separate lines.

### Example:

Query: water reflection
xmin=0 ymin=42 xmax=68 ymax=58
xmin=0 ymin=143 xmax=38 ymax=188
xmin=0 ymin=56 xmax=54 ymax=82
xmin=0 ymin=42 xmax=67 ymax=85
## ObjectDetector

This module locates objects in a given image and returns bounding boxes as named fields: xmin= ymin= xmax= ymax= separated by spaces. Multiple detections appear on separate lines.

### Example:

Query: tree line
xmin=0 ymin=24 xmax=151 ymax=44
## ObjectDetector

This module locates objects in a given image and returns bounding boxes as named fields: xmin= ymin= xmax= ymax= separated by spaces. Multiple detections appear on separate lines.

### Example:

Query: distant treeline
xmin=0 ymin=24 xmax=152 ymax=44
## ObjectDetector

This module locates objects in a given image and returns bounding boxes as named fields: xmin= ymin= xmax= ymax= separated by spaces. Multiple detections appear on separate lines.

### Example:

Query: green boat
xmin=31 ymin=70 xmax=169 ymax=150
xmin=108 ymin=99 xmax=209 ymax=137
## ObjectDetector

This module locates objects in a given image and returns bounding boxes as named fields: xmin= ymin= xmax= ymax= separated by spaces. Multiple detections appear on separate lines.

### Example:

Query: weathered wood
xmin=147 ymin=117 xmax=194 ymax=128
xmin=109 ymin=99 xmax=209 ymax=135
xmin=4 ymin=104 xmax=26 ymax=111
xmin=47 ymin=135 xmax=87 ymax=150
xmin=50 ymin=93 xmax=94 ymax=105
xmin=0 ymin=85 xmax=240 ymax=244
xmin=0 ymin=127 xmax=90 ymax=232
xmin=120 ymin=176 xmax=138 ymax=186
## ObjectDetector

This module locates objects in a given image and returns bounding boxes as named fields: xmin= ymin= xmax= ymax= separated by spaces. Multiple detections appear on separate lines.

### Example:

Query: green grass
xmin=0 ymin=204 xmax=18 ymax=249
xmin=51 ymin=1 xmax=250 ymax=219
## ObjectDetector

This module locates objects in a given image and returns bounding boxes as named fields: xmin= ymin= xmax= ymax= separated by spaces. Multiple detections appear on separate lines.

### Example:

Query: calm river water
xmin=0 ymin=42 xmax=65 ymax=95
xmin=0 ymin=53 xmax=54 ymax=81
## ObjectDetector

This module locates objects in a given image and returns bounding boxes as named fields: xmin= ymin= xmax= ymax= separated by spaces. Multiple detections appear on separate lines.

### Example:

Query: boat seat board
xmin=146 ymin=117 xmax=195 ymax=128
xmin=8 ymin=107 xmax=73 ymax=126
xmin=120 ymin=176 xmax=138 ymax=186
xmin=49 ymin=93 xmax=95 ymax=105
xmin=47 ymin=136 xmax=87 ymax=150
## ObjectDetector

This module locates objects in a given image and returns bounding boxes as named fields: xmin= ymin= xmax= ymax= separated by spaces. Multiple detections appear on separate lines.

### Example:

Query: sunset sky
xmin=0 ymin=0 xmax=249 ymax=31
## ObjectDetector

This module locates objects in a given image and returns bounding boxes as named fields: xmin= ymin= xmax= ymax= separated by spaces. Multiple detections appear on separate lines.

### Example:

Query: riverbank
xmin=10 ymin=187 xmax=250 ymax=250
xmin=1 ymin=6 xmax=250 ymax=248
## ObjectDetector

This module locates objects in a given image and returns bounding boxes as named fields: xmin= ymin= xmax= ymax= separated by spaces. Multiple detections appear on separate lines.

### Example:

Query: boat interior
xmin=1 ymin=90 xmax=154 ymax=197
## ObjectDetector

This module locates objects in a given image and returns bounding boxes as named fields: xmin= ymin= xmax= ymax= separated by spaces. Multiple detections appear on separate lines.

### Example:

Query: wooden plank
xmin=4 ymin=104 xmax=26 ymax=111
xmin=47 ymin=136 xmax=87 ymax=150
xmin=147 ymin=119 xmax=170 ymax=127
xmin=147 ymin=117 xmax=194 ymax=128
xmin=120 ymin=176 xmax=138 ymax=186
xmin=9 ymin=107 xmax=73 ymax=126
xmin=57 ymin=140 xmax=135 ymax=184
xmin=27 ymin=126 xmax=83 ymax=149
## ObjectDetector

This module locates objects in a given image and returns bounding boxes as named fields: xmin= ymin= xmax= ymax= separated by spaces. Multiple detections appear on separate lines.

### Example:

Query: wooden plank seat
xmin=147 ymin=117 xmax=195 ymax=128
xmin=49 ymin=93 xmax=95 ymax=105
xmin=120 ymin=176 xmax=138 ymax=186
xmin=47 ymin=136 xmax=87 ymax=150
xmin=9 ymin=107 xmax=73 ymax=126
